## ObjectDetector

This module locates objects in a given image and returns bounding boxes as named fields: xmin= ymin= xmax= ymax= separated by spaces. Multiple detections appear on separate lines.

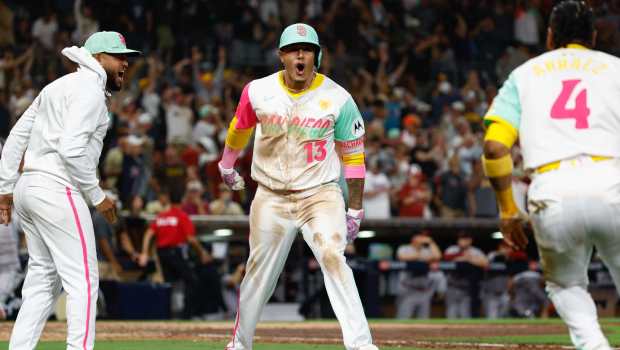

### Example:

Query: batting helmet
xmin=279 ymin=23 xmax=322 ymax=69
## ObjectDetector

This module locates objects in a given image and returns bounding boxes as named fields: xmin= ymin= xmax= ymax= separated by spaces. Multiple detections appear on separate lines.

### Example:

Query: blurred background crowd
xmin=1 ymin=0 xmax=620 ymax=321
xmin=0 ymin=0 xmax=618 ymax=219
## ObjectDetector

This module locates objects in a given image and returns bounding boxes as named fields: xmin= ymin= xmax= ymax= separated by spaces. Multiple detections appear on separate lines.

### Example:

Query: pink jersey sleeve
xmin=234 ymin=83 xmax=258 ymax=129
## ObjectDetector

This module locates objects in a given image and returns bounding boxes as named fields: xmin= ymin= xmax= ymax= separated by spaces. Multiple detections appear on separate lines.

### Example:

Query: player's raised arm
xmin=482 ymin=73 xmax=526 ymax=250
xmin=334 ymin=96 xmax=366 ymax=242
xmin=218 ymin=83 xmax=257 ymax=191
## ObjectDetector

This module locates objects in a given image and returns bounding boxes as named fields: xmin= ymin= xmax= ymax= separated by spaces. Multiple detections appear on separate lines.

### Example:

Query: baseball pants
xmin=9 ymin=174 xmax=98 ymax=350
xmin=226 ymin=183 xmax=376 ymax=350
xmin=528 ymin=157 xmax=620 ymax=350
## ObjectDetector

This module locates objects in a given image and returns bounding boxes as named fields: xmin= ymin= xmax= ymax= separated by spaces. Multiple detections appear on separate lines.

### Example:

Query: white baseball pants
xmin=9 ymin=174 xmax=98 ymax=350
xmin=226 ymin=183 xmax=377 ymax=350
xmin=528 ymin=157 xmax=620 ymax=350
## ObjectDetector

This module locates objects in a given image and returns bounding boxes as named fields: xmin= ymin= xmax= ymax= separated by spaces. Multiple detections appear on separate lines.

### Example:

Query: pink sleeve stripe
xmin=234 ymin=84 xmax=258 ymax=129
xmin=220 ymin=145 xmax=241 ymax=169
xmin=344 ymin=164 xmax=366 ymax=179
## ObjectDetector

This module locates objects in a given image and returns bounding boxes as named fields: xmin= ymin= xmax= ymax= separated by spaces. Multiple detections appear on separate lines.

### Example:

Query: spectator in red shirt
xmin=398 ymin=165 xmax=432 ymax=217
xmin=138 ymin=188 xmax=211 ymax=318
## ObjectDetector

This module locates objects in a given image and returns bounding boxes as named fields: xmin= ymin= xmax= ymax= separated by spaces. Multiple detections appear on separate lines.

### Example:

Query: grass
xmin=4 ymin=318 xmax=620 ymax=349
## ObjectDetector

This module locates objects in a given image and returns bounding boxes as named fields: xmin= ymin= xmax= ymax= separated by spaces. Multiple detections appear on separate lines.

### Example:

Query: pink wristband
xmin=220 ymin=146 xmax=241 ymax=169
xmin=344 ymin=164 xmax=366 ymax=179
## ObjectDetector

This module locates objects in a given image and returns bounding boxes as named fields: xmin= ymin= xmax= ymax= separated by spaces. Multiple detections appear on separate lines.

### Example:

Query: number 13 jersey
xmin=484 ymin=44 xmax=620 ymax=170
xmin=233 ymin=72 xmax=365 ymax=191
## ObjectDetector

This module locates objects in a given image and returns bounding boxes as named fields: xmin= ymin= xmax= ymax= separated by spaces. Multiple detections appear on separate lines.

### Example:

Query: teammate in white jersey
xmin=218 ymin=23 xmax=378 ymax=350
xmin=482 ymin=2 xmax=620 ymax=349
xmin=0 ymin=31 xmax=140 ymax=350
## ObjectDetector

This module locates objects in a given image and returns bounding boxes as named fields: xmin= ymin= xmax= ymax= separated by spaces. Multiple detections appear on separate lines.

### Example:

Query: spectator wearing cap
xmin=210 ymin=183 xmax=244 ymax=216
xmin=363 ymin=158 xmax=391 ymax=219
xmin=135 ymin=112 xmax=155 ymax=166
xmin=398 ymin=165 xmax=432 ymax=218
xmin=181 ymin=180 xmax=209 ymax=215
xmin=434 ymin=154 xmax=467 ymax=218
xmin=117 ymin=134 xmax=149 ymax=207
xmin=400 ymin=114 xmax=421 ymax=150
xmin=395 ymin=231 xmax=442 ymax=319
xmin=192 ymin=104 xmax=221 ymax=146
xmin=192 ymin=46 xmax=226 ymax=105
xmin=443 ymin=232 xmax=488 ymax=318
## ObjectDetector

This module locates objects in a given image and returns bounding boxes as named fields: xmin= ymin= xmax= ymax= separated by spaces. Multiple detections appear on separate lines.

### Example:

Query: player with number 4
xmin=218 ymin=23 xmax=378 ymax=350
xmin=482 ymin=2 xmax=620 ymax=350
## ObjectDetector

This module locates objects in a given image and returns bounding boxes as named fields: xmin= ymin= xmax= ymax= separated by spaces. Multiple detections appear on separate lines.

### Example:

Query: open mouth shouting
xmin=295 ymin=62 xmax=306 ymax=76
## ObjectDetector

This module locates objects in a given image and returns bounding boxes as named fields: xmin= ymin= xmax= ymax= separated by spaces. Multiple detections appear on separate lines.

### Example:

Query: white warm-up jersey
xmin=485 ymin=44 xmax=620 ymax=170
xmin=0 ymin=46 xmax=109 ymax=205
xmin=232 ymin=72 xmax=365 ymax=191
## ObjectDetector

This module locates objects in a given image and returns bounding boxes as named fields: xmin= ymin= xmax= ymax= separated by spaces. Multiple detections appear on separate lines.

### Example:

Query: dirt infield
xmin=0 ymin=321 xmax=571 ymax=349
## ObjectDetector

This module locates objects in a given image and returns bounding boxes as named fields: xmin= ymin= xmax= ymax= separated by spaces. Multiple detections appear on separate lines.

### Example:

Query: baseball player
xmin=218 ymin=23 xmax=378 ymax=350
xmin=0 ymin=31 xmax=140 ymax=350
xmin=482 ymin=2 xmax=620 ymax=349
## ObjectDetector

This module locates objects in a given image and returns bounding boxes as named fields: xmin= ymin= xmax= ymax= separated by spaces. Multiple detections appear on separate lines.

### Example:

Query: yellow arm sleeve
xmin=225 ymin=116 xmax=255 ymax=150
xmin=484 ymin=120 xmax=518 ymax=149
xmin=496 ymin=188 xmax=519 ymax=219
xmin=481 ymin=153 xmax=519 ymax=218
xmin=342 ymin=153 xmax=365 ymax=166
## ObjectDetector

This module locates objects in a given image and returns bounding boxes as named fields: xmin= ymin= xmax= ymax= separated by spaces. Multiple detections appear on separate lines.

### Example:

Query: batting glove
xmin=346 ymin=208 xmax=364 ymax=243
xmin=218 ymin=162 xmax=245 ymax=191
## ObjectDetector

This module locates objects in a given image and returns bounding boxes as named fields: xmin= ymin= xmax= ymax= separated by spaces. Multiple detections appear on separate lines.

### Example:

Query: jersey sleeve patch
xmin=335 ymin=97 xmax=365 ymax=141
xmin=484 ymin=73 xmax=521 ymax=130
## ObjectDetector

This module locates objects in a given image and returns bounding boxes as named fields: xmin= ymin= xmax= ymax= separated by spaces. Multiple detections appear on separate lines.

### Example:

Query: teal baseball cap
xmin=279 ymin=23 xmax=322 ymax=68
xmin=84 ymin=31 xmax=141 ymax=56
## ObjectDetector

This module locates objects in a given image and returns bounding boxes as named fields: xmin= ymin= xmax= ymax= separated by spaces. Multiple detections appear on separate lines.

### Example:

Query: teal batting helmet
xmin=279 ymin=23 xmax=322 ymax=69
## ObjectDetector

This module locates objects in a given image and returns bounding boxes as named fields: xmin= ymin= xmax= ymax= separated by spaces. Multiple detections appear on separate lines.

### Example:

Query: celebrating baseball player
xmin=219 ymin=23 xmax=378 ymax=350
xmin=482 ymin=2 xmax=620 ymax=349
xmin=0 ymin=31 xmax=140 ymax=350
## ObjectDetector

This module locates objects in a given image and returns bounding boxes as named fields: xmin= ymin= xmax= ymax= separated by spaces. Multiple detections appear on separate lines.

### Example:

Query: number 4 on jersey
xmin=550 ymin=79 xmax=590 ymax=129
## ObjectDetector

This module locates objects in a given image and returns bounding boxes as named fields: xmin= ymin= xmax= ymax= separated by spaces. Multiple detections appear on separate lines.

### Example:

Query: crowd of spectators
xmin=2 ymin=0 xmax=620 ymax=321
xmin=1 ymin=0 xmax=620 ymax=219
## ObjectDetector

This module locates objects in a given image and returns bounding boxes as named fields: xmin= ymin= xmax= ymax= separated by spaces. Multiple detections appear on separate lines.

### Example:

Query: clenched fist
xmin=218 ymin=162 xmax=245 ymax=191
xmin=346 ymin=208 xmax=364 ymax=243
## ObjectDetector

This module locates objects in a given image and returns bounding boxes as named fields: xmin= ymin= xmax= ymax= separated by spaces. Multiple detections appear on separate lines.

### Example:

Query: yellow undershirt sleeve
xmin=225 ymin=116 xmax=255 ymax=150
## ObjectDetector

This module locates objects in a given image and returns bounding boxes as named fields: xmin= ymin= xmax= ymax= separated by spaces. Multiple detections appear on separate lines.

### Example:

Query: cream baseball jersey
xmin=235 ymin=72 xmax=365 ymax=191
xmin=484 ymin=45 xmax=620 ymax=170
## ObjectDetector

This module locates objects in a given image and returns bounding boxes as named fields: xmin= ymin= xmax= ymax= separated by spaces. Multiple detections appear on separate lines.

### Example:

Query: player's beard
xmin=105 ymin=69 xmax=123 ymax=92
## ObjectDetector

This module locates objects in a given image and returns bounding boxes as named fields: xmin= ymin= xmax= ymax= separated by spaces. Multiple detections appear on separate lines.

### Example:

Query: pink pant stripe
xmin=226 ymin=289 xmax=241 ymax=349
xmin=66 ymin=187 xmax=92 ymax=350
